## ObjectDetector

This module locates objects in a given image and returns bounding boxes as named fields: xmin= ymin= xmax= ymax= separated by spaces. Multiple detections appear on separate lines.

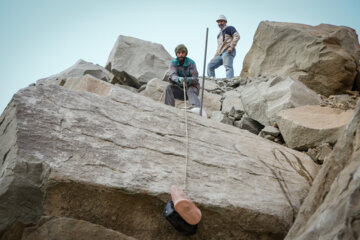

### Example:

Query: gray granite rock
xmin=222 ymin=90 xmax=244 ymax=113
xmin=0 ymin=78 xmax=319 ymax=239
xmin=106 ymin=35 xmax=172 ymax=87
xmin=241 ymin=21 xmax=360 ymax=96
xmin=239 ymin=76 xmax=321 ymax=126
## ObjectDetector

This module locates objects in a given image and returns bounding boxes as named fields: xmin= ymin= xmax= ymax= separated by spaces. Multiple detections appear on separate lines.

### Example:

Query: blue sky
xmin=1 ymin=0 xmax=359 ymax=113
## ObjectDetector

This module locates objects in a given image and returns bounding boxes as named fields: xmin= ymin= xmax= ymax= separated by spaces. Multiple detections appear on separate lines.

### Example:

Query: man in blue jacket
xmin=207 ymin=15 xmax=240 ymax=79
xmin=165 ymin=44 xmax=200 ymax=109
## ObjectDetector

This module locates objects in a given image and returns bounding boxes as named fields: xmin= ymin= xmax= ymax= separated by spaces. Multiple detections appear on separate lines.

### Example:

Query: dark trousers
xmin=164 ymin=84 xmax=200 ymax=107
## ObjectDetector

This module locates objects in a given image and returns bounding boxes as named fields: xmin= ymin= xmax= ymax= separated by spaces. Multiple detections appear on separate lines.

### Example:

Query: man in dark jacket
xmin=165 ymin=44 xmax=200 ymax=109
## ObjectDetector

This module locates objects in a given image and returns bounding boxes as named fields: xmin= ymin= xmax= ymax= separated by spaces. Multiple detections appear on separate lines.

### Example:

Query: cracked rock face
xmin=0 ymin=79 xmax=319 ymax=239
xmin=285 ymin=100 xmax=360 ymax=240
xmin=241 ymin=21 xmax=360 ymax=96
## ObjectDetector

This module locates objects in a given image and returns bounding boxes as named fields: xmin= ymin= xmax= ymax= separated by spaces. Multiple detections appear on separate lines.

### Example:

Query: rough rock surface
xmin=203 ymin=79 xmax=219 ymax=92
xmin=106 ymin=35 xmax=172 ymax=86
xmin=285 ymin=100 xmax=360 ymax=240
xmin=320 ymin=93 xmax=359 ymax=110
xmin=239 ymin=76 xmax=321 ymax=126
xmin=202 ymin=78 xmax=241 ymax=95
xmin=64 ymin=75 xmax=112 ymax=96
xmin=0 ymin=78 xmax=319 ymax=239
xmin=116 ymin=84 xmax=139 ymax=94
xmin=37 ymin=59 xmax=110 ymax=86
xmin=210 ymin=111 xmax=233 ymax=125
xmin=141 ymin=78 xmax=221 ymax=117
xmin=20 ymin=216 xmax=136 ymax=240
xmin=277 ymin=105 xmax=354 ymax=150
xmin=222 ymin=90 xmax=244 ymax=113
xmin=241 ymin=21 xmax=360 ymax=96
xmin=306 ymin=143 xmax=333 ymax=164
xmin=140 ymin=78 xmax=166 ymax=101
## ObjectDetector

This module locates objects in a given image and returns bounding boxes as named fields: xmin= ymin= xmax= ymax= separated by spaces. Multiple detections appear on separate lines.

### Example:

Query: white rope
xmin=159 ymin=91 xmax=164 ymax=102
xmin=183 ymin=82 xmax=189 ymax=192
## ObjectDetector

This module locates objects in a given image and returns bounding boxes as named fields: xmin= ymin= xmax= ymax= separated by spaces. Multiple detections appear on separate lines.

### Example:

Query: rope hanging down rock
xmin=182 ymin=80 xmax=190 ymax=192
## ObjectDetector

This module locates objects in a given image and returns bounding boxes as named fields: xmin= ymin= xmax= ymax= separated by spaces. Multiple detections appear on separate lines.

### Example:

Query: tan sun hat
xmin=216 ymin=14 xmax=227 ymax=22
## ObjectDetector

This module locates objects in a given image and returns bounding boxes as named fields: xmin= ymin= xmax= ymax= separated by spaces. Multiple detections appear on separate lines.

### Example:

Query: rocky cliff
xmin=1 ymin=21 xmax=360 ymax=240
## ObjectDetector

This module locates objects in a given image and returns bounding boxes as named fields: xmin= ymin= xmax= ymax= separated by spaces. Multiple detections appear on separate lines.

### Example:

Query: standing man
xmin=165 ymin=44 xmax=201 ymax=110
xmin=207 ymin=15 xmax=240 ymax=79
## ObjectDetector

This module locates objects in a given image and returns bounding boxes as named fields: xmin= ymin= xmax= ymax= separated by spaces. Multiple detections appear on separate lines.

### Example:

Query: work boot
xmin=170 ymin=185 xmax=202 ymax=225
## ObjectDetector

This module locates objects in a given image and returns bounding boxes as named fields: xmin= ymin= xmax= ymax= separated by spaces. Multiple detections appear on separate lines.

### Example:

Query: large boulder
xmin=0 ymin=78 xmax=319 ymax=239
xmin=141 ymin=78 xmax=221 ymax=117
xmin=241 ymin=21 xmax=360 ymax=96
xmin=37 ymin=59 xmax=111 ymax=86
xmin=285 ymin=100 xmax=360 ymax=240
xmin=106 ymin=35 xmax=172 ymax=87
xmin=239 ymin=76 xmax=321 ymax=126
xmin=277 ymin=105 xmax=354 ymax=150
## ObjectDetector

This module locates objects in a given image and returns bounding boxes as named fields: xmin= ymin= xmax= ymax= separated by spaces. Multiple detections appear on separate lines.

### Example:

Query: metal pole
xmin=200 ymin=28 xmax=209 ymax=117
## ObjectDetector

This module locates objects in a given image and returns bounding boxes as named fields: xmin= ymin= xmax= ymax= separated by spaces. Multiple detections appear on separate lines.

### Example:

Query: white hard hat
xmin=216 ymin=14 xmax=227 ymax=22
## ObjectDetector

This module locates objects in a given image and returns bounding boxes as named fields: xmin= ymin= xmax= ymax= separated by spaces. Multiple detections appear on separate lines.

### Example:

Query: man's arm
xmin=229 ymin=27 xmax=240 ymax=49
xmin=189 ymin=63 xmax=199 ymax=81
xmin=168 ymin=61 xmax=178 ymax=83
xmin=187 ymin=62 xmax=199 ymax=85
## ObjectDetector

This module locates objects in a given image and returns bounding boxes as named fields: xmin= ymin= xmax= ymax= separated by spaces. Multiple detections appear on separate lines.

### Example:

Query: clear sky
xmin=1 ymin=0 xmax=359 ymax=113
